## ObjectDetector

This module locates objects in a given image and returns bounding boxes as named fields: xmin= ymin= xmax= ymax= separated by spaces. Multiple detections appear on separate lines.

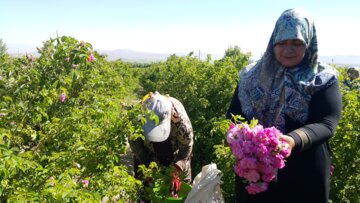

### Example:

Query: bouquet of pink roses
xmin=226 ymin=118 xmax=290 ymax=194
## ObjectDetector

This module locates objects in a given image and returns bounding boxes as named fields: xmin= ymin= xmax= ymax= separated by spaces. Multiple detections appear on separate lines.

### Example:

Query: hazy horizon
xmin=6 ymin=43 xmax=360 ymax=66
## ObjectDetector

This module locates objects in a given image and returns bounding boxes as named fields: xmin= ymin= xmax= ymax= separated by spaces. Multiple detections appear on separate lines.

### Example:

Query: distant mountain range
xmin=96 ymin=49 xmax=226 ymax=63
xmin=97 ymin=49 xmax=174 ymax=63
xmin=6 ymin=44 xmax=360 ymax=66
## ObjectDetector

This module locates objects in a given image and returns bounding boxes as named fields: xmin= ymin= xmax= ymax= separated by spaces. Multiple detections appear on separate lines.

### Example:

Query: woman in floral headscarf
xmin=226 ymin=8 xmax=342 ymax=203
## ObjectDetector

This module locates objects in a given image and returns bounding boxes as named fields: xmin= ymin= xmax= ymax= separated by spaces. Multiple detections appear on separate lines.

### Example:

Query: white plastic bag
xmin=185 ymin=163 xmax=224 ymax=203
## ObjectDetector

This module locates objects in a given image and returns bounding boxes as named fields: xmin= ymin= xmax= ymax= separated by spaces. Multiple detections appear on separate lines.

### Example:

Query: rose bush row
xmin=1 ymin=36 xmax=358 ymax=202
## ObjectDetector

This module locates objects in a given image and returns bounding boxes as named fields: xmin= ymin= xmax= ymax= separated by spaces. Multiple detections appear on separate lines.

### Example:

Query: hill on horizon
xmin=6 ymin=44 xmax=360 ymax=66
xmin=97 ymin=49 xmax=225 ymax=63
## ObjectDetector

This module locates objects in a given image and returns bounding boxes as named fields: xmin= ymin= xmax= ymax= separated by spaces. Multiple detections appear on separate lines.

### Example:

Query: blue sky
xmin=1 ymin=0 xmax=359 ymax=58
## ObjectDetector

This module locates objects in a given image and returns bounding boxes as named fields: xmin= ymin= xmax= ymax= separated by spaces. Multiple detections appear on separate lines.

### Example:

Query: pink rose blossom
xmin=81 ymin=179 xmax=89 ymax=187
xmin=245 ymin=182 xmax=268 ymax=195
xmin=262 ymin=170 xmax=277 ymax=182
xmin=279 ymin=142 xmax=291 ymax=157
xmin=227 ymin=124 xmax=240 ymax=142
xmin=244 ymin=169 xmax=260 ymax=182
xmin=227 ymin=122 xmax=289 ymax=194
xmin=87 ymin=53 xmax=95 ymax=62
xmin=59 ymin=92 xmax=66 ymax=103
xmin=229 ymin=123 xmax=236 ymax=130
xmin=232 ymin=144 xmax=245 ymax=159
xmin=273 ymin=154 xmax=286 ymax=169
xmin=240 ymin=157 xmax=257 ymax=169
xmin=330 ymin=164 xmax=335 ymax=176
xmin=26 ymin=54 xmax=36 ymax=62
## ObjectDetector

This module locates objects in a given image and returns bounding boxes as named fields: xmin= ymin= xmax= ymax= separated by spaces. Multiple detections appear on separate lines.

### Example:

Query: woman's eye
xmin=292 ymin=40 xmax=305 ymax=47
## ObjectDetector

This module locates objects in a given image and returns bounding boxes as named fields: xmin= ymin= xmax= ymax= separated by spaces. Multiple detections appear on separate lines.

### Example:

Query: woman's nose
xmin=283 ymin=45 xmax=295 ymax=54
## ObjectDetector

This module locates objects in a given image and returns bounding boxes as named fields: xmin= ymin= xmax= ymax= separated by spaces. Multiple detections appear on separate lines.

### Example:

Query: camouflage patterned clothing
xmin=130 ymin=97 xmax=193 ymax=183
xmin=347 ymin=66 xmax=360 ymax=80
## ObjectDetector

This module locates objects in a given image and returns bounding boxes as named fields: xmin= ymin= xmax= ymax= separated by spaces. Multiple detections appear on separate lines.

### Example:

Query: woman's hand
xmin=173 ymin=163 xmax=183 ymax=172
xmin=171 ymin=107 xmax=182 ymax=123
xmin=278 ymin=134 xmax=295 ymax=157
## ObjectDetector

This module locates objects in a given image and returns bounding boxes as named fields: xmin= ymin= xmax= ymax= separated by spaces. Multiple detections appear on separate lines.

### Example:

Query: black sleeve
xmin=288 ymin=80 xmax=342 ymax=151
xmin=226 ymin=84 xmax=245 ymax=120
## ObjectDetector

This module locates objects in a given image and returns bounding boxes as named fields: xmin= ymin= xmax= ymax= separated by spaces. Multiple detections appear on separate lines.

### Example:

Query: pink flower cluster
xmin=59 ymin=92 xmax=66 ymax=103
xmin=87 ymin=53 xmax=95 ymax=62
xmin=81 ymin=179 xmax=89 ymax=187
xmin=227 ymin=123 xmax=290 ymax=194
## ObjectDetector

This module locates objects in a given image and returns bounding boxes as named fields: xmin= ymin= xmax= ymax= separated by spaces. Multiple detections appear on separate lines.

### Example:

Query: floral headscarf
xmin=238 ymin=8 xmax=338 ymax=133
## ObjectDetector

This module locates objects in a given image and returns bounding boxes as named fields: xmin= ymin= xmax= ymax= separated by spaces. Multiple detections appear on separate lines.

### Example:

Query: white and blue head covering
xmin=142 ymin=91 xmax=172 ymax=142
xmin=238 ymin=8 xmax=338 ymax=133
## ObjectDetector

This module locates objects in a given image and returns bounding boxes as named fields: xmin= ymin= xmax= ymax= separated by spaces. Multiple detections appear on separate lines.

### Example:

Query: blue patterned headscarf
xmin=238 ymin=8 xmax=338 ymax=133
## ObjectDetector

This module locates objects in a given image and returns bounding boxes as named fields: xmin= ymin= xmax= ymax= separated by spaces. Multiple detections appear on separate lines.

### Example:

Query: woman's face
xmin=274 ymin=39 xmax=306 ymax=68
